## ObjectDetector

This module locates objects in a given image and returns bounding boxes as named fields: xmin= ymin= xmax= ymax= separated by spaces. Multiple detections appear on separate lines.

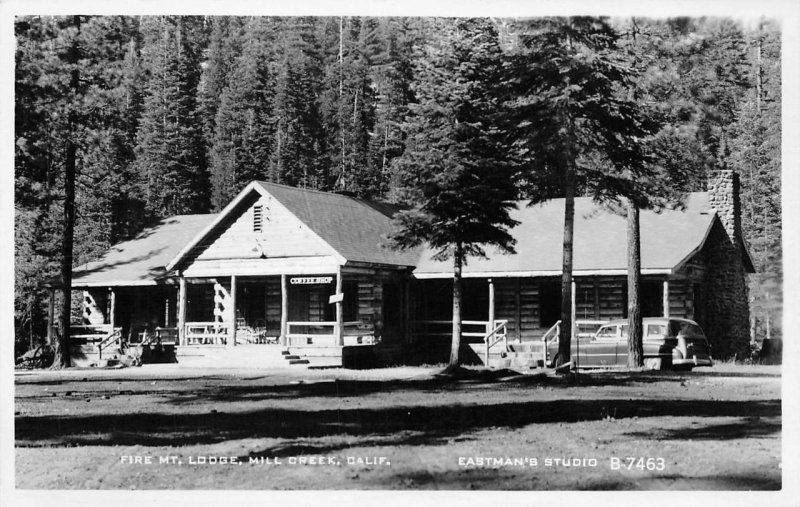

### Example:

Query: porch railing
xmin=286 ymin=321 xmax=376 ymax=347
xmin=70 ymin=324 xmax=114 ymax=342
xmin=411 ymin=320 xmax=499 ymax=341
xmin=540 ymin=319 xmax=607 ymax=365
xmin=483 ymin=320 xmax=509 ymax=364
xmin=184 ymin=322 xmax=230 ymax=345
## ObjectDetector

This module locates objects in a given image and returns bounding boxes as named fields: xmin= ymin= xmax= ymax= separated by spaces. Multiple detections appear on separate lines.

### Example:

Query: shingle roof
xmin=413 ymin=192 xmax=716 ymax=276
xmin=256 ymin=181 xmax=420 ymax=267
xmin=71 ymin=186 xmax=734 ymax=287
xmin=71 ymin=214 xmax=217 ymax=286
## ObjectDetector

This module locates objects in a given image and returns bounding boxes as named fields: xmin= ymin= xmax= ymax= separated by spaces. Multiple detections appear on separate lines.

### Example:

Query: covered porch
xmin=409 ymin=272 xmax=699 ymax=366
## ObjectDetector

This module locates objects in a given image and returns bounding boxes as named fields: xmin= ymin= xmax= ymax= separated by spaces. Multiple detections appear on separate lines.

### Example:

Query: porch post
xmin=336 ymin=267 xmax=344 ymax=346
xmin=593 ymin=277 xmax=601 ymax=319
xmin=663 ymin=279 xmax=670 ymax=318
xmin=571 ymin=280 xmax=577 ymax=342
xmin=229 ymin=275 xmax=237 ymax=348
xmin=109 ymin=288 xmax=116 ymax=330
xmin=488 ymin=278 xmax=495 ymax=333
xmin=47 ymin=287 xmax=55 ymax=346
xmin=280 ymin=274 xmax=288 ymax=346
xmin=178 ymin=277 xmax=187 ymax=345
xmin=515 ymin=278 xmax=522 ymax=343
xmin=403 ymin=275 xmax=412 ymax=344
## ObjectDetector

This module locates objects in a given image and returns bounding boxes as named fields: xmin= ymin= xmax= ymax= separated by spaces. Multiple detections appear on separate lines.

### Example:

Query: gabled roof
xmin=413 ymin=192 xmax=723 ymax=277
xmin=166 ymin=181 xmax=420 ymax=271
xmin=71 ymin=214 xmax=217 ymax=287
xmin=70 ymin=185 xmax=754 ymax=287
xmin=255 ymin=182 xmax=420 ymax=267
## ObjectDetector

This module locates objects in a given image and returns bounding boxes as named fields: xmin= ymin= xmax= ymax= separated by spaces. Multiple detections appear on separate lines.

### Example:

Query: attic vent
xmin=253 ymin=205 xmax=263 ymax=232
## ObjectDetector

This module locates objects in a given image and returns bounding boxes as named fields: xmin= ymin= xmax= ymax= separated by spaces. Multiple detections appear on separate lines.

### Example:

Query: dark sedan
xmin=545 ymin=317 xmax=713 ymax=370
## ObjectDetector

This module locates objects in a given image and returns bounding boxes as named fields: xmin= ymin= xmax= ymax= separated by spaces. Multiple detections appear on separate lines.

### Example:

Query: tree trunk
xmin=557 ymin=158 xmax=576 ymax=366
xmin=52 ymin=16 xmax=81 ymax=369
xmin=449 ymin=243 xmax=464 ymax=368
xmin=627 ymin=199 xmax=644 ymax=367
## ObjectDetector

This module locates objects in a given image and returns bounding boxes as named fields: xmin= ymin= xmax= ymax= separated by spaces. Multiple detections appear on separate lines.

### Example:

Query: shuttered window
xmin=253 ymin=205 xmax=263 ymax=232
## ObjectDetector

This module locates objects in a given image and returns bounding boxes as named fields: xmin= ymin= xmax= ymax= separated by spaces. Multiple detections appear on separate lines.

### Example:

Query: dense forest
xmin=14 ymin=16 xmax=782 ymax=353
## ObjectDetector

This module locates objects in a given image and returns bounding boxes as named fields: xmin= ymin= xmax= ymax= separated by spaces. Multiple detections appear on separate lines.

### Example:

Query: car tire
xmin=644 ymin=357 xmax=662 ymax=370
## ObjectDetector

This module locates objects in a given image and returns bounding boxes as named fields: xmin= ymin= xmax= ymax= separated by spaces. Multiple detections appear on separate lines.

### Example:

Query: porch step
xmin=288 ymin=359 xmax=310 ymax=365
xmin=175 ymin=344 xmax=294 ymax=368
xmin=487 ymin=352 xmax=545 ymax=372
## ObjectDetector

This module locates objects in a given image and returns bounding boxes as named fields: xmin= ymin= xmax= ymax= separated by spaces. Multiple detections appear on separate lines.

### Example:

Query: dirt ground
xmin=13 ymin=363 xmax=782 ymax=490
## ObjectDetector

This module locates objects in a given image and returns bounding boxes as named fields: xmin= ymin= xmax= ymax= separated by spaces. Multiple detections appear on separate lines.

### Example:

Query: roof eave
xmin=413 ymin=268 xmax=674 ymax=279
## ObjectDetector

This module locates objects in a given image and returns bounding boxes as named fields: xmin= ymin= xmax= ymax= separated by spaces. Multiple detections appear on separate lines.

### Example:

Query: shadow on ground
xmin=16 ymin=394 xmax=780 ymax=448
xmin=625 ymin=417 xmax=781 ymax=441
xmin=16 ymin=369 xmax=721 ymax=405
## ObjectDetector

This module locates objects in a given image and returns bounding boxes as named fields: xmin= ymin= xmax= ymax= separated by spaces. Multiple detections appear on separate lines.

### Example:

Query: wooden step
xmin=288 ymin=359 xmax=310 ymax=365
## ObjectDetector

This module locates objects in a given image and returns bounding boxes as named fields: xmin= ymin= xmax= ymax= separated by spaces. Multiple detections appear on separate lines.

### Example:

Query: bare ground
xmin=14 ymin=363 xmax=782 ymax=490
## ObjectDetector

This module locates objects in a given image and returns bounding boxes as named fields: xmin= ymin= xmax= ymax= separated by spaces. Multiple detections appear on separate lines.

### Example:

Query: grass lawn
xmin=14 ymin=363 xmax=781 ymax=490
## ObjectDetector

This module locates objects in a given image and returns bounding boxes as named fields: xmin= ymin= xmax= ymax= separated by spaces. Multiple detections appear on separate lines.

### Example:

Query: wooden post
xmin=488 ymin=278 xmax=495 ymax=335
xmin=663 ymin=279 xmax=670 ymax=318
xmin=109 ymin=288 xmax=116 ymax=330
xmin=280 ymin=274 xmax=288 ymax=346
xmin=403 ymin=275 xmax=412 ymax=344
xmin=335 ymin=267 xmax=344 ymax=346
xmin=178 ymin=277 xmax=187 ymax=345
xmin=229 ymin=275 xmax=237 ymax=348
xmin=571 ymin=280 xmax=577 ymax=342
xmin=593 ymin=277 xmax=601 ymax=319
xmin=47 ymin=287 xmax=55 ymax=346
xmin=515 ymin=278 xmax=522 ymax=343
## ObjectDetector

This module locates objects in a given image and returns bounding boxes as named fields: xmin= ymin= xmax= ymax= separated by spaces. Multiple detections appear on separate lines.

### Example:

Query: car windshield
xmin=669 ymin=321 xmax=705 ymax=337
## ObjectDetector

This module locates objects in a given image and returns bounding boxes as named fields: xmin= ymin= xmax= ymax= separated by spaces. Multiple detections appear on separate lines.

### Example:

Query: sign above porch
xmin=291 ymin=276 xmax=333 ymax=285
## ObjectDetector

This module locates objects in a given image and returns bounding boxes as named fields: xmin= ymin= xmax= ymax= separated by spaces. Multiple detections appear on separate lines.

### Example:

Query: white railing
xmin=411 ymin=320 xmax=498 ymax=340
xmin=97 ymin=328 xmax=123 ymax=360
xmin=184 ymin=322 xmax=230 ymax=345
xmin=540 ymin=319 xmax=607 ymax=366
xmin=286 ymin=321 xmax=376 ymax=347
xmin=70 ymin=324 xmax=114 ymax=342
xmin=483 ymin=320 xmax=509 ymax=364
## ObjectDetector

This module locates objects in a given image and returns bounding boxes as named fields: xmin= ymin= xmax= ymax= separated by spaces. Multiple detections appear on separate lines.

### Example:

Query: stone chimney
xmin=703 ymin=168 xmax=750 ymax=359
xmin=707 ymin=169 xmax=742 ymax=247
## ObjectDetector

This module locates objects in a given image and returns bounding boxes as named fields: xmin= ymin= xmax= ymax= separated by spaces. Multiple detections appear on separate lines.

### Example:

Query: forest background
xmin=13 ymin=16 xmax=782 ymax=355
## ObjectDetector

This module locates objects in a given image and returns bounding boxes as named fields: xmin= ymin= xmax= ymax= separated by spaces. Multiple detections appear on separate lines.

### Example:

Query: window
xmin=647 ymin=324 xmax=667 ymax=338
xmin=539 ymin=280 xmax=561 ymax=328
xmin=253 ymin=205 xmax=263 ymax=232
xmin=343 ymin=281 xmax=359 ymax=322
xmin=596 ymin=325 xmax=617 ymax=339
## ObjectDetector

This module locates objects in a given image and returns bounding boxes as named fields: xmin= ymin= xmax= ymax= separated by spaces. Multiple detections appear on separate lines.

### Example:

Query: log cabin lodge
xmin=53 ymin=171 xmax=754 ymax=368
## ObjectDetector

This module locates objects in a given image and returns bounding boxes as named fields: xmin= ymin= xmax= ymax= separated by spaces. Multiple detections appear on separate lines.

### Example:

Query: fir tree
xmin=390 ymin=18 xmax=518 ymax=369
xmin=134 ymin=16 xmax=210 ymax=219
xmin=507 ymin=17 xmax=658 ymax=367
xmin=209 ymin=17 xmax=278 ymax=209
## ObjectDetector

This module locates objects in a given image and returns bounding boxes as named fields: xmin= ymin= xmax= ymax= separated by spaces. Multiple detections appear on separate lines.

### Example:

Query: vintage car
xmin=545 ymin=317 xmax=713 ymax=370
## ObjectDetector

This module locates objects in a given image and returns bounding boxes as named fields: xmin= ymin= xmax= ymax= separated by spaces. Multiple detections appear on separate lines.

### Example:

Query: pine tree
xmin=269 ymin=17 xmax=326 ymax=188
xmin=507 ymin=17 xmax=658 ymax=368
xmin=209 ymin=17 xmax=278 ymax=209
xmin=390 ymin=18 xmax=518 ymax=369
xmin=198 ymin=17 xmax=245 ymax=159
xmin=134 ymin=16 xmax=210 ymax=219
